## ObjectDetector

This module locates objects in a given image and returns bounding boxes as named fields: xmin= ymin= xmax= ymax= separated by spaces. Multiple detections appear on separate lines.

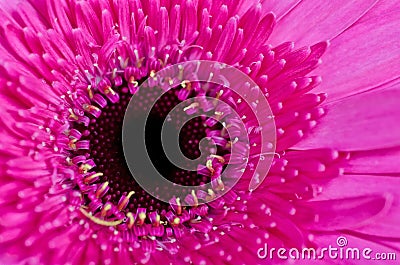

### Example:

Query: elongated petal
xmin=296 ymin=88 xmax=400 ymax=150
xmin=312 ymin=0 xmax=400 ymax=101
xmin=268 ymin=0 xmax=379 ymax=46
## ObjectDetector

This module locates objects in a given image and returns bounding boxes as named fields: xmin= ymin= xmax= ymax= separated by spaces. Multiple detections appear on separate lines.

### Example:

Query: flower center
xmin=65 ymin=70 xmax=234 ymax=235
xmin=84 ymin=83 xmax=212 ymax=212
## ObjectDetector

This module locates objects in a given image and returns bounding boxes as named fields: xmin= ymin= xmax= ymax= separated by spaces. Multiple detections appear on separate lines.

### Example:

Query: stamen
xmin=181 ymin=80 xmax=191 ymax=90
xmin=101 ymin=203 xmax=112 ymax=217
xmin=206 ymin=189 xmax=216 ymax=201
xmin=104 ymin=86 xmax=116 ymax=95
xmin=191 ymin=190 xmax=199 ymax=207
xmin=210 ymin=154 xmax=225 ymax=163
xmin=68 ymin=139 xmax=78 ymax=150
xmin=178 ymin=65 xmax=184 ymax=80
xmin=172 ymin=217 xmax=180 ymax=226
xmin=175 ymin=198 xmax=182 ymax=215
xmin=87 ymin=85 xmax=93 ymax=99
xmin=84 ymin=172 xmax=103 ymax=184
xmin=79 ymin=163 xmax=93 ymax=174
xmin=126 ymin=212 xmax=135 ymax=229
xmin=79 ymin=208 xmax=124 ymax=227
xmin=183 ymin=102 xmax=199 ymax=112
xmin=117 ymin=191 xmax=135 ymax=211
xmin=206 ymin=159 xmax=215 ymax=175
xmin=137 ymin=212 xmax=146 ymax=226
xmin=215 ymin=178 xmax=225 ymax=191
xmin=83 ymin=104 xmax=100 ymax=113
xmin=68 ymin=109 xmax=79 ymax=121
xmin=128 ymin=76 xmax=139 ymax=87
xmin=215 ymin=90 xmax=224 ymax=103
xmin=226 ymin=137 xmax=239 ymax=148
xmin=214 ymin=111 xmax=224 ymax=119
xmin=152 ymin=213 xmax=161 ymax=227
xmin=95 ymin=182 xmax=109 ymax=198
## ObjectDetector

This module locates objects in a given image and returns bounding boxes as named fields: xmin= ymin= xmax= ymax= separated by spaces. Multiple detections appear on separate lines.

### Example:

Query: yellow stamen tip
xmin=79 ymin=208 xmax=123 ymax=227
xmin=172 ymin=217 xmax=180 ymax=226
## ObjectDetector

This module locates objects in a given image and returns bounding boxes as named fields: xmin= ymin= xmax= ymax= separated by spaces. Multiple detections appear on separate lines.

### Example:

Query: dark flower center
xmin=75 ymin=80 xmax=217 ymax=213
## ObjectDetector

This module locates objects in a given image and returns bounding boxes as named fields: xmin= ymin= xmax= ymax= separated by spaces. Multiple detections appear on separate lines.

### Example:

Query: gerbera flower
xmin=0 ymin=0 xmax=399 ymax=264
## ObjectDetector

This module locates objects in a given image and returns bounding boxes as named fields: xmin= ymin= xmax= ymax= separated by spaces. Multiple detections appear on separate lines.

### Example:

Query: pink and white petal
xmin=295 ymin=88 xmax=400 ymax=151
xmin=267 ymin=0 xmax=379 ymax=47
xmin=260 ymin=0 xmax=302 ymax=20
xmin=297 ymin=194 xmax=392 ymax=231
xmin=312 ymin=0 xmax=400 ymax=101
xmin=313 ymin=175 xmax=398 ymax=201
xmin=312 ymin=174 xmax=400 ymax=238
xmin=346 ymin=147 xmax=400 ymax=175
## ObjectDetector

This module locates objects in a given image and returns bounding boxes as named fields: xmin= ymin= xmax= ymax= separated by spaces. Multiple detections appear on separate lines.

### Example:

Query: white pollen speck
xmin=237 ymin=246 xmax=243 ymax=252
xmin=270 ymin=222 xmax=277 ymax=228
xmin=113 ymin=247 xmax=120 ymax=252
xmin=25 ymin=238 xmax=33 ymax=247
xmin=219 ymin=250 xmax=225 ymax=256
xmin=184 ymin=257 xmax=190 ymax=262
xmin=256 ymin=238 xmax=262 ymax=244
xmin=314 ymin=214 xmax=320 ymax=223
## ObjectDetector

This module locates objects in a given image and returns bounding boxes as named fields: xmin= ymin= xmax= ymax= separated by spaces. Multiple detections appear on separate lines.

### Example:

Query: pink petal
xmin=268 ymin=0 xmax=378 ymax=46
xmin=312 ymin=0 xmax=400 ymax=101
xmin=298 ymin=194 xmax=392 ymax=231
xmin=295 ymin=88 xmax=400 ymax=150
xmin=315 ymin=174 xmax=400 ymax=238
xmin=260 ymin=0 xmax=302 ymax=19
xmin=346 ymin=147 xmax=400 ymax=174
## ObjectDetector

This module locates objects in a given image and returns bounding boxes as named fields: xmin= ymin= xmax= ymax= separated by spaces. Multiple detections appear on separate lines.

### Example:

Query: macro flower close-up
xmin=0 ymin=0 xmax=399 ymax=264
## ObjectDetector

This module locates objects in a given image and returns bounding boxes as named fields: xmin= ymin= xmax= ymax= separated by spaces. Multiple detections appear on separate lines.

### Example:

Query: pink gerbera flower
xmin=0 ymin=0 xmax=399 ymax=264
